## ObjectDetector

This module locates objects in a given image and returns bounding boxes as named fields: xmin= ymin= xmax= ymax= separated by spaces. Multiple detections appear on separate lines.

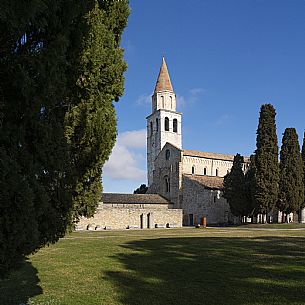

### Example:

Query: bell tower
xmin=147 ymin=57 xmax=182 ymax=186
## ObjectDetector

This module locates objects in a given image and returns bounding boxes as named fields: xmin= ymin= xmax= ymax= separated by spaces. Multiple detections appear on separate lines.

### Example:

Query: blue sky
xmin=103 ymin=0 xmax=305 ymax=193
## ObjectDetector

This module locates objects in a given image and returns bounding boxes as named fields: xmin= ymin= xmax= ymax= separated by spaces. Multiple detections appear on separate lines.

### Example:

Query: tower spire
xmin=154 ymin=57 xmax=173 ymax=93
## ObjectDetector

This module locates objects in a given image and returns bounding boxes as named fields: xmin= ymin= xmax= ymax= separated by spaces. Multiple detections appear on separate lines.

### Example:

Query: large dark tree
xmin=278 ymin=128 xmax=304 ymax=216
xmin=244 ymin=154 xmax=258 ymax=217
xmin=0 ymin=0 xmax=129 ymax=272
xmin=302 ymin=132 xmax=305 ymax=211
xmin=253 ymin=104 xmax=279 ymax=218
xmin=223 ymin=154 xmax=247 ymax=217
xmin=65 ymin=1 xmax=129 ymax=220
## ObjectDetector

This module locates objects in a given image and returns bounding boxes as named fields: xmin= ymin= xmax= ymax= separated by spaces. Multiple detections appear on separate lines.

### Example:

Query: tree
xmin=64 ymin=1 xmax=129 ymax=220
xmin=134 ymin=184 xmax=148 ymax=194
xmin=278 ymin=128 xmax=304 ymax=217
xmin=0 ymin=0 xmax=129 ymax=272
xmin=301 ymin=132 xmax=305 ymax=211
xmin=244 ymin=154 xmax=258 ymax=218
xmin=253 ymin=104 xmax=279 ymax=219
xmin=223 ymin=154 xmax=247 ymax=218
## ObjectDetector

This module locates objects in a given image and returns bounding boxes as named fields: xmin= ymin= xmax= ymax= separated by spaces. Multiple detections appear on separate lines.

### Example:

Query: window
xmin=192 ymin=165 xmax=195 ymax=175
xmin=165 ymin=117 xmax=169 ymax=131
xmin=164 ymin=176 xmax=170 ymax=193
xmin=150 ymin=121 xmax=153 ymax=136
xmin=161 ymin=96 xmax=164 ymax=108
xmin=156 ymin=118 xmax=159 ymax=131
xmin=216 ymin=168 xmax=219 ymax=176
xmin=165 ymin=149 xmax=170 ymax=160
xmin=170 ymin=96 xmax=173 ymax=109
xmin=173 ymin=118 xmax=177 ymax=132
xmin=204 ymin=167 xmax=207 ymax=175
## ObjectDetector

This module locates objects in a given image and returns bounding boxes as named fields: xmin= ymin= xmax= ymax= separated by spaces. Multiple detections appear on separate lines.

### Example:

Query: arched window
xmin=161 ymin=96 xmax=164 ymax=108
xmin=216 ymin=168 xmax=219 ymax=176
xmin=150 ymin=121 xmax=153 ymax=136
xmin=192 ymin=165 xmax=195 ymax=175
xmin=173 ymin=119 xmax=177 ymax=132
xmin=204 ymin=167 xmax=207 ymax=175
xmin=164 ymin=176 xmax=170 ymax=193
xmin=165 ymin=117 xmax=169 ymax=131
xmin=156 ymin=118 xmax=159 ymax=131
xmin=165 ymin=149 xmax=170 ymax=160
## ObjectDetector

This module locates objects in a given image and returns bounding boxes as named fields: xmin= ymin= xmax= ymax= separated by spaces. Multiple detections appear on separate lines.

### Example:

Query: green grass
xmin=239 ymin=223 xmax=305 ymax=229
xmin=1 ymin=227 xmax=305 ymax=305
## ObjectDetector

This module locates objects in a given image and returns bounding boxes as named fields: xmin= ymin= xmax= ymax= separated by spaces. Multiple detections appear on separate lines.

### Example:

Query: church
xmin=146 ymin=57 xmax=247 ymax=226
xmin=77 ymin=57 xmax=249 ymax=230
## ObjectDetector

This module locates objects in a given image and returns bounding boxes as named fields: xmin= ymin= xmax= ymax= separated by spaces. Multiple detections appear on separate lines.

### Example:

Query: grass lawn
xmin=1 ymin=227 xmax=305 ymax=305
xmin=239 ymin=223 xmax=305 ymax=229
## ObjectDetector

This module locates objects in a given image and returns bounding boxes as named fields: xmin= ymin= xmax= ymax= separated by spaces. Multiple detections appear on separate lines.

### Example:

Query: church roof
xmin=101 ymin=193 xmax=170 ymax=204
xmin=184 ymin=174 xmax=224 ymax=190
xmin=183 ymin=149 xmax=250 ymax=162
xmin=154 ymin=57 xmax=174 ymax=93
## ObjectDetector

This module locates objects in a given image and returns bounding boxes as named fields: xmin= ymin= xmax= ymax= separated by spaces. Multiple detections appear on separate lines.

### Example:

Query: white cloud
xmin=118 ymin=129 xmax=146 ymax=149
xmin=103 ymin=129 xmax=146 ymax=181
xmin=177 ymin=87 xmax=205 ymax=108
xmin=136 ymin=93 xmax=152 ymax=105
xmin=176 ymin=94 xmax=186 ymax=108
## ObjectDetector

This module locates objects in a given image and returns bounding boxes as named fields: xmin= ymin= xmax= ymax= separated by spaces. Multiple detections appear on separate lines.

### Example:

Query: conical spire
xmin=154 ymin=57 xmax=174 ymax=93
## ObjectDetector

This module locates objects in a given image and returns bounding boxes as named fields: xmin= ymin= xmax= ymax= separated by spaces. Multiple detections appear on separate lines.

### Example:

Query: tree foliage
xmin=278 ymin=128 xmax=304 ymax=214
xmin=253 ymin=104 xmax=279 ymax=215
xmin=0 ymin=0 xmax=129 ymax=272
xmin=223 ymin=154 xmax=248 ymax=217
xmin=134 ymin=184 xmax=148 ymax=194
xmin=65 ymin=1 xmax=129 ymax=220
xmin=244 ymin=154 xmax=257 ymax=216
xmin=302 ymin=132 xmax=305 ymax=210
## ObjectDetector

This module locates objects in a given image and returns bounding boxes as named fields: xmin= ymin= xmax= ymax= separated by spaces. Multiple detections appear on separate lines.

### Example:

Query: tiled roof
xmin=154 ymin=57 xmax=174 ymax=93
xmin=183 ymin=149 xmax=250 ymax=162
xmin=184 ymin=174 xmax=224 ymax=190
xmin=101 ymin=193 xmax=170 ymax=204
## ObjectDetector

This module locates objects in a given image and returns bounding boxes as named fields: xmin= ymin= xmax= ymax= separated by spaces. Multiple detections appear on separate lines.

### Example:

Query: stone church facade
xmin=146 ymin=57 xmax=246 ymax=226
xmin=77 ymin=57 xmax=305 ymax=230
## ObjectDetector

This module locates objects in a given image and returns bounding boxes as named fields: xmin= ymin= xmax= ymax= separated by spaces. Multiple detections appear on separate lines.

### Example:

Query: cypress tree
xmin=65 ymin=1 xmax=129 ymax=220
xmin=278 ymin=128 xmax=304 ymax=216
xmin=253 ymin=104 xmax=279 ymax=218
xmin=244 ymin=154 xmax=258 ymax=217
xmin=301 ymin=132 xmax=305 ymax=210
xmin=0 ymin=0 xmax=129 ymax=272
xmin=223 ymin=154 xmax=247 ymax=217
xmin=0 ymin=0 xmax=74 ymax=272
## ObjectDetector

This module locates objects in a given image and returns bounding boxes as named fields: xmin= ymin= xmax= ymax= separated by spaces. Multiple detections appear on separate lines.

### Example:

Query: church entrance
xmin=189 ymin=214 xmax=194 ymax=226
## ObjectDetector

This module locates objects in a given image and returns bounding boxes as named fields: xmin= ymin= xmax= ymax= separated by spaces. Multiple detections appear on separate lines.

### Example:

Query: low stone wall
xmin=77 ymin=203 xmax=183 ymax=230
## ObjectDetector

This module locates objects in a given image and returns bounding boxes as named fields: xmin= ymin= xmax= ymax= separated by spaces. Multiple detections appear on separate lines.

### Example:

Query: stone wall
xmin=77 ymin=202 xmax=183 ymax=230
xmin=181 ymin=176 xmax=238 ymax=225
xmin=182 ymin=155 xmax=233 ymax=178
xmin=148 ymin=143 xmax=182 ymax=208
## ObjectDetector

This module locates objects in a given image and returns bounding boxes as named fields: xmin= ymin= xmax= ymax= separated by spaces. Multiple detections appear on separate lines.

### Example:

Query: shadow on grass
xmin=105 ymin=236 xmax=305 ymax=305
xmin=0 ymin=259 xmax=42 ymax=305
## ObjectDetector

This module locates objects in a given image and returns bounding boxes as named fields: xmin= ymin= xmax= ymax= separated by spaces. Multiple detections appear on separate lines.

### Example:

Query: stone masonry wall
xmin=181 ymin=176 xmax=238 ymax=225
xmin=77 ymin=203 xmax=182 ymax=230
